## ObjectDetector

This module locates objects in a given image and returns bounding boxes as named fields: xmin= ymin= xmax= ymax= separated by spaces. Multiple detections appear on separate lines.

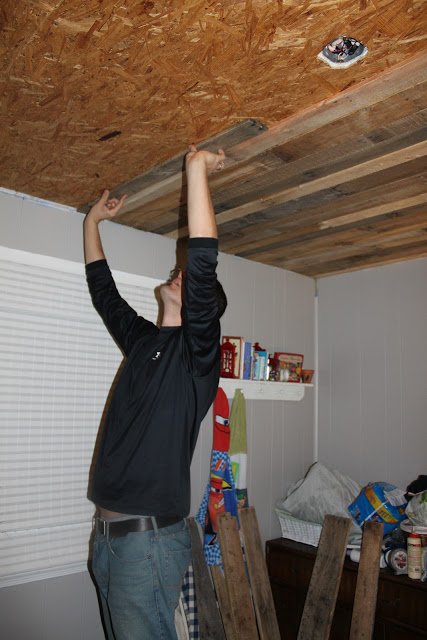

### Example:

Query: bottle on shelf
xmin=407 ymin=529 xmax=422 ymax=580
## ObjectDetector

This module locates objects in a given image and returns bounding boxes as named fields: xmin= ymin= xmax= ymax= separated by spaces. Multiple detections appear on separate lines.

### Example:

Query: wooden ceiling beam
xmin=79 ymin=118 xmax=267 ymax=214
xmin=97 ymin=53 xmax=427 ymax=223
xmin=294 ymin=239 xmax=427 ymax=278
xmin=231 ymin=199 xmax=427 ymax=262
xmin=213 ymin=129 xmax=427 ymax=244
xmin=218 ymin=166 xmax=427 ymax=252
xmin=167 ymin=138 xmax=427 ymax=239
xmin=215 ymin=140 xmax=427 ymax=226
xmin=212 ymin=106 xmax=427 ymax=220
xmin=275 ymin=232 xmax=427 ymax=271
xmin=247 ymin=209 xmax=427 ymax=265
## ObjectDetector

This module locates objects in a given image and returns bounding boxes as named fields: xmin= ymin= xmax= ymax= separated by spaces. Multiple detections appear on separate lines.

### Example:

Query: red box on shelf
xmin=274 ymin=352 xmax=304 ymax=382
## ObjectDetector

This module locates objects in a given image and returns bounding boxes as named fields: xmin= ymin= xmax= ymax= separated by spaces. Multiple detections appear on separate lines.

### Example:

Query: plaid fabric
xmin=180 ymin=562 xmax=199 ymax=639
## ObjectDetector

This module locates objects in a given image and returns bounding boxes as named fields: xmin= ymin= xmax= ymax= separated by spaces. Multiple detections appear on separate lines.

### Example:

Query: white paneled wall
xmin=192 ymin=252 xmax=315 ymax=544
xmin=318 ymin=258 xmax=427 ymax=490
xmin=0 ymin=190 xmax=315 ymax=639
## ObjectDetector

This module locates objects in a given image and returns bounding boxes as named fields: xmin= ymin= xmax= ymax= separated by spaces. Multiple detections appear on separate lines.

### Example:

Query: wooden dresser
xmin=266 ymin=538 xmax=427 ymax=640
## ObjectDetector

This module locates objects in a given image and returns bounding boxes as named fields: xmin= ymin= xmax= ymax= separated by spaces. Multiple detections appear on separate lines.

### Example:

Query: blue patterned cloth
xmin=196 ymin=450 xmax=238 ymax=565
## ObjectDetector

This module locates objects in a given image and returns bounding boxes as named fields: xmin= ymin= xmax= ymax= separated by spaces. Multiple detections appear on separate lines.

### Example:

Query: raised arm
xmin=185 ymin=145 xmax=226 ymax=238
xmin=83 ymin=190 xmax=127 ymax=264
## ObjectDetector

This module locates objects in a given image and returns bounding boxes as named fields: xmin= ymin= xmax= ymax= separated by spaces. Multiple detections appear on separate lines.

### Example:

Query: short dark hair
xmin=216 ymin=280 xmax=227 ymax=319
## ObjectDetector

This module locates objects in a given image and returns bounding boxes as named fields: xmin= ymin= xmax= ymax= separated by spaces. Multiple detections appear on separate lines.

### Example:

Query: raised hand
xmin=185 ymin=144 xmax=226 ymax=175
xmin=87 ymin=190 xmax=127 ymax=224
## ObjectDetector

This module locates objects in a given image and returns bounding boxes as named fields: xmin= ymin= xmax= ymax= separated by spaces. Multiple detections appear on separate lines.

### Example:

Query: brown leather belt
xmin=95 ymin=515 xmax=182 ymax=539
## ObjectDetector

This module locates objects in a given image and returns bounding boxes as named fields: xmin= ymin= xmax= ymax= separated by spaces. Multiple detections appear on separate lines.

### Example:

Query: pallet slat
xmin=211 ymin=565 xmax=236 ymax=640
xmin=239 ymin=507 xmax=281 ymax=640
xmin=297 ymin=515 xmax=352 ymax=640
xmin=188 ymin=518 xmax=226 ymax=640
xmin=217 ymin=512 xmax=259 ymax=640
xmin=349 ymin=521 xmax=384 ymax=640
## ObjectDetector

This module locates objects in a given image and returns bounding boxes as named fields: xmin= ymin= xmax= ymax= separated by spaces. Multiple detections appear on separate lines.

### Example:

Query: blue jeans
xmin=92 ymin=519 xmax=191 ymax=640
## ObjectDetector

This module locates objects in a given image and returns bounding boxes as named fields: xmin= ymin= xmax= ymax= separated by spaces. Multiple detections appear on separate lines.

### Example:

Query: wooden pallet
xmin=190 ymin=510 xmax=383 ymax=640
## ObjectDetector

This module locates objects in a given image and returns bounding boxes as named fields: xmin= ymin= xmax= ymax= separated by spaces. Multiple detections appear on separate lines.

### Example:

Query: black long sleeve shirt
xmin=86 ymin=238 xmax=221 ymax=517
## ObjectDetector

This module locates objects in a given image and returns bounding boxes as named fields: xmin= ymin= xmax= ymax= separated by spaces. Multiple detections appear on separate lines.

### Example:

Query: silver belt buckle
xmin=95 ymin=516 xmax=108 ymax=538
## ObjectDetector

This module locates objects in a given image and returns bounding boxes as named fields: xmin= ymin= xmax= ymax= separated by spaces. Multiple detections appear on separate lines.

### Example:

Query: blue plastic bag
xmin=348 ymin=482 xmax=407 ymax=535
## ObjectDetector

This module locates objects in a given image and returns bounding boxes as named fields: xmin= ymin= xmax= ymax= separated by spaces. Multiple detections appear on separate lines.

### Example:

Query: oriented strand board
xmin=1 ymin=0 xmax=427 ymax=209
xmin=1 ymin=1 xmax=427 ymax=277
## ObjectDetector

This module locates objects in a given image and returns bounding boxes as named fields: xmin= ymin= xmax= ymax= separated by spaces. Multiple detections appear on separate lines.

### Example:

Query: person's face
xmin=160 ymin=268 xmax=184 ymax=309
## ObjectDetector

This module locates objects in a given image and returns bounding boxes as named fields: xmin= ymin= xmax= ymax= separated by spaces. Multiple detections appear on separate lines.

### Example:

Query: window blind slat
xmin=0 ymin=249 xmax=161 ymax=585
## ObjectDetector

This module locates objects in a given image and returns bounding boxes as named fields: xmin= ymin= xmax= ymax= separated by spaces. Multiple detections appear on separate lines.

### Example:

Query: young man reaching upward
xmin=84 ymin=145 xmax=227 ymax=640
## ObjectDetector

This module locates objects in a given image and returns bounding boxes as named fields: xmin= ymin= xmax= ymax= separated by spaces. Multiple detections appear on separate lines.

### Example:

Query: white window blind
xmin=0 ymin=248 xmax=162 ymax=587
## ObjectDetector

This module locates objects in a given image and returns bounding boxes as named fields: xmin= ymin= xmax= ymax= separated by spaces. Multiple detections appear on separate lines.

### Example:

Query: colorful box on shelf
xmin=274 ymin=352 xmax=304 ymax=382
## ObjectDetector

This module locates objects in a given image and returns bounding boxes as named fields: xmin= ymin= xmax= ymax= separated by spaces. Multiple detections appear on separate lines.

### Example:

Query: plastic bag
xmin=406 ymin=491 xmax=427 ymax=526
xmin=348 ymin=482 xmax=407 ymax=535
xmin=278 ymin=462 xmax=363 ymax=545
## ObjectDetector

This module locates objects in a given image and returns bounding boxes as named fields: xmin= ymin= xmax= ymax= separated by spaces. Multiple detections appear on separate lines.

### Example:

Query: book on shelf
xmin=257 ymin=350 xmax=268 ymax=380
xmin=241 ymin=341 xmax=252 ymax=379
xmin=251 ymin=350 xmax=260 ymax=380
xmin=251 ymin=348 xmax=268 ymax=380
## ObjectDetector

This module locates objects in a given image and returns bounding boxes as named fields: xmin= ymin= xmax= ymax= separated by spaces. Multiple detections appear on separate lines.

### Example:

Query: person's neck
xmin=161 ymin=311 xmax=182 ymax=327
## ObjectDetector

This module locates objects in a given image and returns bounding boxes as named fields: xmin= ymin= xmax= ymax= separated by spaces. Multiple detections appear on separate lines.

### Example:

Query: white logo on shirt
xmin=152 ymin=351 xmax=162 ymax=361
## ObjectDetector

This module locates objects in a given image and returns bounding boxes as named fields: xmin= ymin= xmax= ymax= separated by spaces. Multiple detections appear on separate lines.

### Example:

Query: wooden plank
xmin=274 ymin=229 xmax=427 ymax=272
xmin=215 ymin=140 xmax=427 ymax=226
xmin=321 ymin=192 xmax=427 ymax=228
xmin=167 ymin=139 xmax=427 ymax=239
xmin=212 ymin=118 xmax=427 ymax=227
xmin=211 ymin=565 xmax=236 ymax=640
xmin=110 ymin=148 xmax=276 ymax=229
xmin=239 ymin=507 xmax=281 ymax=640
xmin=132 ymin=121 xmax=427 ymax=233
xmin=221 ymin=197 xmax=427 ymax=259
xmin=82 ymin=56 xmax=427 ymax=217
xmin=233 ymin=182 xmax=427 ymax=254
xmin=297 ymin=515 xmax=352 ymax=640
xmin=298 ymin=239 xmax=427 ymax=278
xmin=80 ymin=119 xmax=267 ymax=214
xmin=123 ymin=97 xmax=427 ymax=231
xmin=349 ymin=521 xmax=384 ymax=640
xmin=218 ymin=166 xmax=427 ymax=253
xmin=217 ymin=512 xmax=258 ymax=640
xmin=229 ymin=53 xmax=427 ymax=162
xmin=271 ymin=86 xmax=427 ymax=166
xmin=245 ymin=201 xmax=427 ymax=264
xmin=187 ymin=518 xmax=226 ymax=640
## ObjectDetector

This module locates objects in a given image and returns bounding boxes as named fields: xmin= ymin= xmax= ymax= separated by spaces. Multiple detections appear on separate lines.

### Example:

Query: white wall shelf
xmin=219 ymin=378 xmax=313 ymax=401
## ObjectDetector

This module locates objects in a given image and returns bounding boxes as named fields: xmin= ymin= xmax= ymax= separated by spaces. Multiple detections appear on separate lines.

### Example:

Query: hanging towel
xmin=196 ymin=387 xmax=238 ymax=565
xmin=228 ymin=388 xmax=249 ymax=510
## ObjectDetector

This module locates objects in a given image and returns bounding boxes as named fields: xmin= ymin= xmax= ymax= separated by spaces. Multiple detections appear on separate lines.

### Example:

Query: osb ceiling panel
xmin=1 ymin=0 xmax=427 ymax=277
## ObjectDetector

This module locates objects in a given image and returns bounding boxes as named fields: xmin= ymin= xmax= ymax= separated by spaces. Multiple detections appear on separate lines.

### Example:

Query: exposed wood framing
xmin=1 ymin=1 xmax=427 ymax=277
xmin=104 ymin=54 xmax=427 ymax=277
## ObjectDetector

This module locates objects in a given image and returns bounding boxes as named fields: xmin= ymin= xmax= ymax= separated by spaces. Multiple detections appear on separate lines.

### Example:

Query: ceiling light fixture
xmin=318 ymin=36 xmax=368 ymax=69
